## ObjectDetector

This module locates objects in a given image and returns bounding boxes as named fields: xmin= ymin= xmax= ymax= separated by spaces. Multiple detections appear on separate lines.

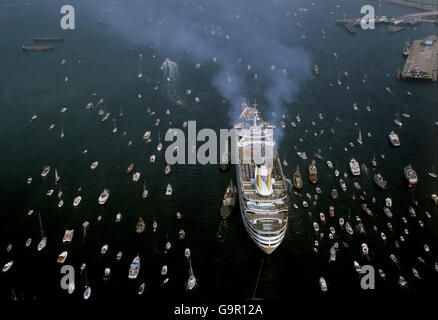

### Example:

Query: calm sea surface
xmin=0 ymin=0 xmax=437 ymax=303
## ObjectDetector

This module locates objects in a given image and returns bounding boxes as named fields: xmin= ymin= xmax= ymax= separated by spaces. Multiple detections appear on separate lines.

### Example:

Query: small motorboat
xmin=161 ymin=265 xmax=168 ymax=276
xmin=90 ymin=161 xmax=99 ymax=170
xmin=73 ymin=196 xmax=82 ymax=207
xmin=68 ymin=282 xmax=75 ymax=294
xmin=319 ymin=277 xmax=328 ymax=292
xmin=165 ymin=184 xmax=173 ymax=196
xmin=138 ymin=282 xmax=145 ymax=295
xmin=103 ymin=267 xmax=111 ymax=281
xmin=2 ymin=261 xmax=13 ymax=273
xmin=100 ymin=244 xmax=108 ymax=255
xmin=132 ymin=172 xmax=141 ymax=182
xmin=362 ymin=243 xmax=369 ymax=255
xmin=184 ymin=248 xmax=191 ymax=259
xmin=83 ymin=286 xmax=91 ymax=300
xmin=57 ymin=251 xmax=68 ymax=264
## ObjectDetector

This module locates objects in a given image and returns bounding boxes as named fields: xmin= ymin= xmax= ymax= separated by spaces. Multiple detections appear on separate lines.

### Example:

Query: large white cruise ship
xmin=233 ymin=103 xmax=289 ymax=254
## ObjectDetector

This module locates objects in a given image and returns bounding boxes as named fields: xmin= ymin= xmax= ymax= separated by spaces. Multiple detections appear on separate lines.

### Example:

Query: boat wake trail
xmin=161 ymin=58 xmax=184 ymax=105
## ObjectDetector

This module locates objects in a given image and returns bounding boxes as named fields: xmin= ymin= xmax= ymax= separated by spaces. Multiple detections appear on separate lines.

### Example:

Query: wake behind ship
xmin=234 ymin=103 xmax=289 ymax=254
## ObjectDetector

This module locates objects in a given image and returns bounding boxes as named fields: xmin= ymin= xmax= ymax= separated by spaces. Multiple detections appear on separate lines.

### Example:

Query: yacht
xmin=97 ymin=189 xmax=110 ymax=206
xmin=41 ymin=165 xmax=51 ymax=177
xmin=308 ymin=160 xmax=318 ymax=184
xmin=349 ymin=158 xmax=360 ymax=176
xmin=389 ymin=131 xmax=400 ymax=146
xmin=73 ymin=196 xmax=82 ymax=207
xmin=136 ymin=217 xmax=145 ymax=233
xmin=90 ymin=161 xmax=99 ymax=170
xmin=373 ymin=173 xmax=387 ymax=189
xmin=165 ymin=184 xmax=173 ymax=196
xmin=128 ymin=255 xmax=140 ymax=279
xmin=293 ymin=165 xmax=303 ymax=189
xmin=57 ymin=251 xmax=68 ymax=264
xmin=63 ymin=229 xmax=74 ymax=243
xmin=404 ymin=165 xmax=418 ymax=184
xmin=132 ymin=172 xmax=141 ymax=182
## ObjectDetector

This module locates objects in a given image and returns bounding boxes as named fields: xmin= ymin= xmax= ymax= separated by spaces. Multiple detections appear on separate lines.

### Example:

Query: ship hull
xmin=236 ymin=164 xmax=288 ymax=254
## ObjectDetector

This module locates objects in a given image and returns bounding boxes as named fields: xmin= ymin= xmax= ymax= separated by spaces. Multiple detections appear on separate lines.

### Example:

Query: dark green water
xmin=0 ymin=0 xmax=437 ymax=303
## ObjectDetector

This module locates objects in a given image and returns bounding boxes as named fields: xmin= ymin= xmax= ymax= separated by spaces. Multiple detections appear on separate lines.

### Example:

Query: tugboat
xmin=404 ymin=165 xmax=418 ymax=184
xmin=220 ymin=180 xmax=237 ymax=220
xmin=293 ymin=165 xmax=303 ymax=189
xmin=308 ymin=160 xmax=318 ymax=184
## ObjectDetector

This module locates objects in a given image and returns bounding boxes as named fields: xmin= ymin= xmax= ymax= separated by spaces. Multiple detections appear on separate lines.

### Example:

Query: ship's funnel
xmin=267 ymin=167 xmax=272 ymax=191
xmin=256 ymin=165 xmax=262 ymax=191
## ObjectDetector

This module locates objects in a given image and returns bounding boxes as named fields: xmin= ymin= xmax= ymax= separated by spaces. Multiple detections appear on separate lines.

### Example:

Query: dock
xmin=401 ymin=35 xmax=438 ymax=82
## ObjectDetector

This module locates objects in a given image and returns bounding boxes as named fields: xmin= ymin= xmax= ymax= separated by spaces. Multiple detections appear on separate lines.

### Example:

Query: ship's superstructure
xmin=234 ymin=103 xmax=289 ymax=254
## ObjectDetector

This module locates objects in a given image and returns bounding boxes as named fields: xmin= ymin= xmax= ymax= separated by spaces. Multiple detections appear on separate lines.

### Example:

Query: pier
xmin=402 ymin=35 xmax=438 ymax=82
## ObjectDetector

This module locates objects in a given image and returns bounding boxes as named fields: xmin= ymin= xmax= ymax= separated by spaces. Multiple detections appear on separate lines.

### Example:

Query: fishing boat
xmin=126 ymin=163 xmax=134 ymax=174
xmin=63 ymin=229 xmax=74 ymax=243
xmin=128 ymin=255 xmax=140 ymax=279
xmin=293 ymin=165 xmax=303 ymax=189
xmin=40 ymin=165 xmax=51 ymax=177
xmin=98 ymin=188 xmax=110 ymax=205
xmin=220 ymin=180 xmax=237 ymax=220
xmin=349 ymin=158 xmax=360 ymax=176
xmin=389 ymin=131 xmax=400 ymax=146
xmin=136 ymin=217 xmax=145 ymax=233
xmin=404 ymin=165 xmax=418 ymax=184
xmin=308 ymin=160 xmax=318 ymax=184
xmin=373 ymin=173 xmax=387 ymax=189
xmin=57 ymin=251 xmax=68 ymax=264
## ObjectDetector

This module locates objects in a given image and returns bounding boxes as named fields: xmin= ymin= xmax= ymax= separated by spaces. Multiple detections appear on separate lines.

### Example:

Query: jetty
xmin=401 ymin=35 xmax=438 ymax=82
